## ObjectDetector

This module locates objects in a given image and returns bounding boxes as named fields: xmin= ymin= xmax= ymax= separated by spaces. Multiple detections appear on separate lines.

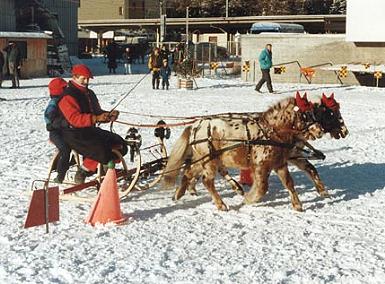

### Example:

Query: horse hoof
xmin=319 ymin=191 xmax=330 ymax=198
xmin=243 ymin=196 xmax=254 ymax=205
xmin=217 ymin=203 xmax=229 ymax=211
xmin=293 ymin=205 xmax=303 ymax=212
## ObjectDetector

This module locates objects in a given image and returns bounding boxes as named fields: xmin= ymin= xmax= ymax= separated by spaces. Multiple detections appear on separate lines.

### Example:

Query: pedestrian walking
xmin=255 ymin=44 xmax=274 ymax=93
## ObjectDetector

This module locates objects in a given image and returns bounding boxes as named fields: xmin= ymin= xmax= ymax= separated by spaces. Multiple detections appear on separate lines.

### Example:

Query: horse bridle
xmin=314 ymin=104 xmax=343 ymax=133
xmin=293 ymin=106 xmax=320 ymax=136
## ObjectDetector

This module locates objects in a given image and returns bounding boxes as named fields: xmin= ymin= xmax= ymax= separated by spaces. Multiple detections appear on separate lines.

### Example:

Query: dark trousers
xmin=49 ymin=130 xmax=71 ymax=180
xmin=62 ymin=127 xmax=128 ymax=165
xmin=152 ymin=71 xmax=160 ymax=89
xmin=9 ymin=62 xmax=20 ymax=88
xmin=255 ymin=69 xmax=273 ymax=93
xmin=162 ymin=78 xmax=169 ymax=89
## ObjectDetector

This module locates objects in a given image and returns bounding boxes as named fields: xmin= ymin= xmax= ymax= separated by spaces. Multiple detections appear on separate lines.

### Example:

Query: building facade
xmin=40 ymin=0 xmax=79 ymax=55
xmin=0 ymin=0 xmax=78 ymax=56
xmin=78 ymin=0 xmax=159 ymax=20
xmin=0 ymin=0 xmax=16 ymax=31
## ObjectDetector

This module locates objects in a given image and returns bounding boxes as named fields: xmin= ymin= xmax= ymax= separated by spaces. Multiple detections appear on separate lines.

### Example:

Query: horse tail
xmin=163 ymin=126 xmax=192 ymax=189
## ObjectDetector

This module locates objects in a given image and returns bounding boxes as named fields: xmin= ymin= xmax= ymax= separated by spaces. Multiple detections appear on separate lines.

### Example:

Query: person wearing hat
xmin=160 ymin=58 xmax=171 ymax=90
xmin=58 ymin=64 xmax=128 ymax=184
xmin=44 ymin=78 xmax=70 ymax=183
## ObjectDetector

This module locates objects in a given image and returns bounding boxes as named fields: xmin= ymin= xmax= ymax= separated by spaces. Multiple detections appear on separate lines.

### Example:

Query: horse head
xmin=314 ymin=93 xmax=349 ymax=139
xmin=294 ymin=92 xmax=324 ymax=140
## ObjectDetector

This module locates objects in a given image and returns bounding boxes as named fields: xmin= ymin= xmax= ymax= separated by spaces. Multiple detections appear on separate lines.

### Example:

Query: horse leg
xmin=187 ymin=176 xmax=198 ymax=195
xmin=218 ymin=166 xmax=244 ymax=196
xmin=173 ymin=167 xmax=194 ymax=201
xmin=184 ymin=165 xmax=245 ymax=197
xmin=202 ymin=163 xmax=228 ymax=211
xmin=244 ymin=167 xmax=269 ymax=204
xmin=275 ymin=165 xmax=303 ymax=212
xmin=289 ymin=158 xmax=330 ymax=198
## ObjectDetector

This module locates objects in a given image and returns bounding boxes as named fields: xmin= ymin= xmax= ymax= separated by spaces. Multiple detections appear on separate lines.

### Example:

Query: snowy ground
xmin=1 ymin=58 xmax=385 ymax=283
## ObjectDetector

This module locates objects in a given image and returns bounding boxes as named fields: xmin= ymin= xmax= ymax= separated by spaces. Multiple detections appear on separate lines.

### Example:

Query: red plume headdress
xmin=321 ymin=93 xmax=340 ymax=112
xmin=295 ymin=91 xmax=314 ymax=112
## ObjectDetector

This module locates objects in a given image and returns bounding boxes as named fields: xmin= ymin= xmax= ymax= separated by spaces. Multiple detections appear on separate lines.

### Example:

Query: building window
xmin=209 ymin=36 xmax=218 ymax=43
xmin=119 ymin=6 xmax=123 ymax=16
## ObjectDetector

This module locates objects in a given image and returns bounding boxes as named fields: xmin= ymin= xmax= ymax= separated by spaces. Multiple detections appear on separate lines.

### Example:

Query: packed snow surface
xmin=1 ymin=59 xmax=385 ymax=283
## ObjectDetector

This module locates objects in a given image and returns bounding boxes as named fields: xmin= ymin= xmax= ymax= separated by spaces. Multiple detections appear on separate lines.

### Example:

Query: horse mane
xmin=262 ymin=97 xmax=296 ymax=120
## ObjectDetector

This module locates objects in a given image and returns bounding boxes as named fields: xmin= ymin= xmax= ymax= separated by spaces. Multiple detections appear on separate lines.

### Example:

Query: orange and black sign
xmin=242 ymin=62 xmax=250 ymax=72
xmin=274 ymin=66 xmax=286 ymax=74
xmin=338 ymin=66 xmax=348 ymax=78
xmin=210 ymin=62 xmax=219 ymax=70
xmin=374 ymin=71 xmax=383 ymax=79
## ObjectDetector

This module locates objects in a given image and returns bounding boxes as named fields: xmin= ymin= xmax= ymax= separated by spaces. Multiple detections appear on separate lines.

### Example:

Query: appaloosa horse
xmin=168 ymin=92 xmax=348 ymax=201
xmin=163 ymin=94 xmax=325 ymax=211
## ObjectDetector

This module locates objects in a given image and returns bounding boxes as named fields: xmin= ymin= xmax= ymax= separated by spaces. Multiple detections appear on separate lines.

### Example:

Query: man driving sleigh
xmin=57 ymin=64 xmax=128 ymax=184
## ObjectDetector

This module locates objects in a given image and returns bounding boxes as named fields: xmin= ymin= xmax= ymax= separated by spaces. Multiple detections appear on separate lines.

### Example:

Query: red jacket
xmin=59 ymin=80 xmax=104 ymax=128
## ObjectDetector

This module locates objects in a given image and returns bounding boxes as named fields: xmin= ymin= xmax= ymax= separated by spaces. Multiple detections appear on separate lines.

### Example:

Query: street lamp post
xmin=159 ymin=0 xmax=166 ymax=45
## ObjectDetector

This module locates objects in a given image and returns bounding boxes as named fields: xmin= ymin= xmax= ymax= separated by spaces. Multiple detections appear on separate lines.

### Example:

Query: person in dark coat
xmin=6 ymin=42 xmax=22 ymax=89
xmin=255 ymin=44 xmax=274 ymax=93
xmin=0 ymin=50 xmax=4 ymax=88
xmin=148 ymin=48 xmax=162 ymax=89
xmin=57 ymin=64 xmax=127 ymax=184
xmin=122 ymin=47 xmax=132 ymax=74
xmin=160 ymin=59 xmax=171 ymax=90
xmin=44 ymin=78 xmax=71 ymax=183
xmin=106 ymin=41 xmax=118 ymax=74
xmin=159 ymin=45 xmax=169 ymax=62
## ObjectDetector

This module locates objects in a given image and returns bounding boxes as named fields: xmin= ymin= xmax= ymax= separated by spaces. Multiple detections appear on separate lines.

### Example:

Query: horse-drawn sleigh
xmin=31 ymin=92 xmax=348 ymax=212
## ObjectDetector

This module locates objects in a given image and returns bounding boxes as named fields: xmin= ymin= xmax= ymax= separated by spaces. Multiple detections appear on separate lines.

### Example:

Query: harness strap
xmin=244 ymin=119 xmax=252 ymax=166
xmin=206 ymin=122 xmax=215 ymax=159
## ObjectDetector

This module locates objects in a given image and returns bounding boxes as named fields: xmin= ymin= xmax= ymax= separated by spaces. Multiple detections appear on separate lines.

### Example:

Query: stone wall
xmin=241 ymin=33 xmax=385 ymax=87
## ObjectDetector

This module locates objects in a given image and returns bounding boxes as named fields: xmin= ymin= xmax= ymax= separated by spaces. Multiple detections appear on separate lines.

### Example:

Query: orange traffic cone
xmin=239 ymin=168 xmax=253 ymax=186
xmin=85 ymin=162 xmax=128 ymax=226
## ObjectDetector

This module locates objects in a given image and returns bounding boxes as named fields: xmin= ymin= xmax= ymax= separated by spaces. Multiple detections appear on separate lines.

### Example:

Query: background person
xmin=6 ymin=42 xmax=22 ymax=89
xmin=0 ymin=49 xmax=4 ymax=88
xmin=106 ymin=41 xmax=118 ymax=74
xmin=160 ymin=59 xmax=171 ymax=90
xmin=122 ymin=47 xmax=132 ymax=75
xmin=255 ymin=44 xmax=274 ymax=93
xmin=148 ymin=48 xmax=162 ymax=89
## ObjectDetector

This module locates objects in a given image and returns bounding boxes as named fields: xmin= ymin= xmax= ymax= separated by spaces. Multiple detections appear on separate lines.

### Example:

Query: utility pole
xmin=226 ymin=0 xmax=229 ymax=18
xmin=159 ymin=0 xmax=166 ymax=44
xmin=186 ymin=6 xmax=189 ymax=58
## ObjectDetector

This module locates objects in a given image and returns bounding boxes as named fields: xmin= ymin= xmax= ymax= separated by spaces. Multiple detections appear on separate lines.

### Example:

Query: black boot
xmin=74 ymin=168 xmax=94 ymax=184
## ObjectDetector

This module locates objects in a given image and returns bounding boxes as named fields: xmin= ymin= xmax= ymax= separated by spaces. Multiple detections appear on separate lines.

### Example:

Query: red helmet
xmin=48 ymin=77 xmax=67 ymax=96
xmin=71 ymin=64 xmax=93 ymax=78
